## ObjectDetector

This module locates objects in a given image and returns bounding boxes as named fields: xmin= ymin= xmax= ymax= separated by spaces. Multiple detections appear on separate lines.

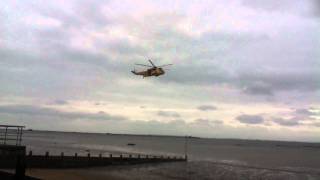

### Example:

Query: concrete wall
xmin=0 ymin=145 xmax=26 ymax=168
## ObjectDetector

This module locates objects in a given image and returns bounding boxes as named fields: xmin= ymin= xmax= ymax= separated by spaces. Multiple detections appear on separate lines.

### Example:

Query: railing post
xmin=61 ymin=152 xmax=64 ymax=158
xmin=4 ymin=127 xmax=7 ymax=145
xmin=75 ymin=153 xmax=78 ymax=158
xmin=19 ymin=127 xmax=23 ymax=145
xmin=87 ymin=153 xmax=90 ymax=158
xmin=28 ymin=151 xmax=32 ymax=157
xmin=45 ymin=151 xmax=49 ymax=157
xmin=99 ymin=153 xmax=102 ymax=158
xmin=120 ymin=154 xmax=122 ymax=159
xmin=0 ymin=125 xmax=25 ymax=145
xmin=16 ymin=127 xmax=20 ymax=145
xmin=109 ymin=154 xmax=112 ymax=158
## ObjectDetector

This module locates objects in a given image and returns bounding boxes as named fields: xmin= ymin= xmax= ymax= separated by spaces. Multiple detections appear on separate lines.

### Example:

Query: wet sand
xmin=26 ymin=162 xmax=320 ymax=180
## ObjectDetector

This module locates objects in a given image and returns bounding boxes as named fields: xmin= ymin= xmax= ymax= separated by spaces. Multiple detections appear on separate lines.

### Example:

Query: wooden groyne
xmin=1 ymin=150 xmax=186 ymax=169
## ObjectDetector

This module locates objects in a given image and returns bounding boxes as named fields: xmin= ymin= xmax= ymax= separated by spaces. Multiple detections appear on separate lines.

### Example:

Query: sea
xmin=22 ymin=130 xmax=320 ymax=180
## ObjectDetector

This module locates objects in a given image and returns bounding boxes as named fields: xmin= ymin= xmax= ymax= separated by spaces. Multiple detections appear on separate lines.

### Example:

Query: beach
xmin=24 ymin=161 xmax=320 ymax=180
xmin=19 ymin=130 xmax=320 ymax=179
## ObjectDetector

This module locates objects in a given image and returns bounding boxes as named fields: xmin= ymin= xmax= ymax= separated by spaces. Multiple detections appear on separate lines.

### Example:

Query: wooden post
xmin=61 ymin=152 xmax=64 ymax=157
xmin=87 ymin=153 xmax=90 ymax=158
xmin=109 ymin=154 xmax=112 ymax=158
xmin=120 ymin=154 xmax=122 ymax=159
xmin=99 ymin=153 xmax=102 ymax=158
xmin=45 ymin=151 xmax=49 ymax=157
xmin=28 ymin=151 xmax=32 ymax=157
xmin=75 ymin=153 xmax=78 ymax=158
xmin=184 ymin=136 xmax=188 ymax=161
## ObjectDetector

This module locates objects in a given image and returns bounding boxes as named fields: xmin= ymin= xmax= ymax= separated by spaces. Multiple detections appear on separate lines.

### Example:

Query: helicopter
xmin=131 ymin=59 xmax=173 ymax=78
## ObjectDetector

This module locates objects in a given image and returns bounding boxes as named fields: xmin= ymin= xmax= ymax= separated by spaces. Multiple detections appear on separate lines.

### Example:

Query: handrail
xmin=0 ymin=125 xmax=25 ymax=128
xmin=0 ymin=125 xmax=25 ymax=146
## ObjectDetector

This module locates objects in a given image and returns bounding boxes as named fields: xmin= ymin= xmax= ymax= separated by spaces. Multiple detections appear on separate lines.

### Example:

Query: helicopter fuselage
xmin=132 ymin=67 xmax=165 ymax=77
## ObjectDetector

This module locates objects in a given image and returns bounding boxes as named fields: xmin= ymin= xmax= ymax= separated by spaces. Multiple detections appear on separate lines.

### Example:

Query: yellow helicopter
xmin=131 ymin=59 xmax=172 ymax=78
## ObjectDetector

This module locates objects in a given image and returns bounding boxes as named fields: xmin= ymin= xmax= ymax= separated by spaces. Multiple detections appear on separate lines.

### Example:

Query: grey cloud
xmin=242 ymin=0 xmax=298 ymax=11
xmin=154 ymin=25 xmax=320 ymax=97
xmin=242 ymin=82 xmax=273 ymax=96
xmin=51 ymin=99 xmax=68 ymax=105
xmin=95 ymin=39 xmax=147 ymax=56
xmin=237 ymin=70 xmax=320 ymax=96
xmin=30 ymin=1 xmax=110 ymax=29
xmin=295 ymin=108 xmax=315 ymax=116
xmin=236 ymin=114 xmax=264 ymax=124
xmin=194 ymin=118 xmax=223 ymax=125
xmin=241 ymin=0 xmax=317 ymax=18
xmin=157 ymin=110 xmax=180 ymax=118
xmin=158 ymin=32 xmax=320 ymax=97
xmin=0 ymin=104 xmax=127 ymax=121
xmin=270 ymin=108 xmax=319 ymax=127
xmin=170 ymin=64 xmax=319 ymax=97
xmin=197 ymin=105 xmax=217 ymax=111
xmin=212 ymin=120 xmax=224 ymax=124
xmin=0 ymin=45 xmax=128 ymax=99
xmin=313 ymin=0 xmax=320 ymax=17
xmin=311 ymin=122 xmax=320 ymax=127
xmin=194 ymin=118 xmax=210 ymax=125
xmin=273 ymin=117 xmax=300 ymax=127
xmin=292 ymin=108 xmax=319 ymax=121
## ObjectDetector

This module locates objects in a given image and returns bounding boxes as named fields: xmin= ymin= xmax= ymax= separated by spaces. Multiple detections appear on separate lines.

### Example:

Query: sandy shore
xmin=24 ymin=162 xmax=320 ymax=180
xmin=26 ymin=169 xmax=121 ymax=180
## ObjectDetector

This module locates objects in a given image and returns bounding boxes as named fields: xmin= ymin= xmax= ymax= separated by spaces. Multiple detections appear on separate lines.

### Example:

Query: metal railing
xmin=0 ymin=125 xmax=25 ymax=146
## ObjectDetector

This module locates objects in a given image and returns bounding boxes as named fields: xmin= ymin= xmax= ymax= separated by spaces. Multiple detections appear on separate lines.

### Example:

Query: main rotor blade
xmin=148 ymin=59 xmax=156 ymax=67
xmin=135 ymin=63 xmax=153 ymax=67
xmin=158 ymin=64 xmax=173 ymax=67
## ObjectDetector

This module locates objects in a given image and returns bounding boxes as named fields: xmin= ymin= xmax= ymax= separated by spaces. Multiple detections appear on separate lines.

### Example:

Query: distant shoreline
xmin=24 ymin=129 xmax=320 ymax=145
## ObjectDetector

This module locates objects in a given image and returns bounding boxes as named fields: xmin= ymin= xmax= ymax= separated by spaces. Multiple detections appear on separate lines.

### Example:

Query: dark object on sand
xmin=14 ymin=155 xmax=26 ymax=180
xmin=0 ymin=170 xmax=40 ymax=180
xmin=127 ymin=143 xmax=136 ymax=146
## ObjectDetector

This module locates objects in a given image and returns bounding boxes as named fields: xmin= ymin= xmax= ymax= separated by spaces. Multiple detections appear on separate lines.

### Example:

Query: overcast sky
xmin=1 ymin=0 xmax=319 ymax=142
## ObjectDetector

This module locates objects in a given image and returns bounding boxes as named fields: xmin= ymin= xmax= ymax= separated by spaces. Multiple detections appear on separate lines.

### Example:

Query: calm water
xmin=22 ymin=130 xmax=320 ymax=179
